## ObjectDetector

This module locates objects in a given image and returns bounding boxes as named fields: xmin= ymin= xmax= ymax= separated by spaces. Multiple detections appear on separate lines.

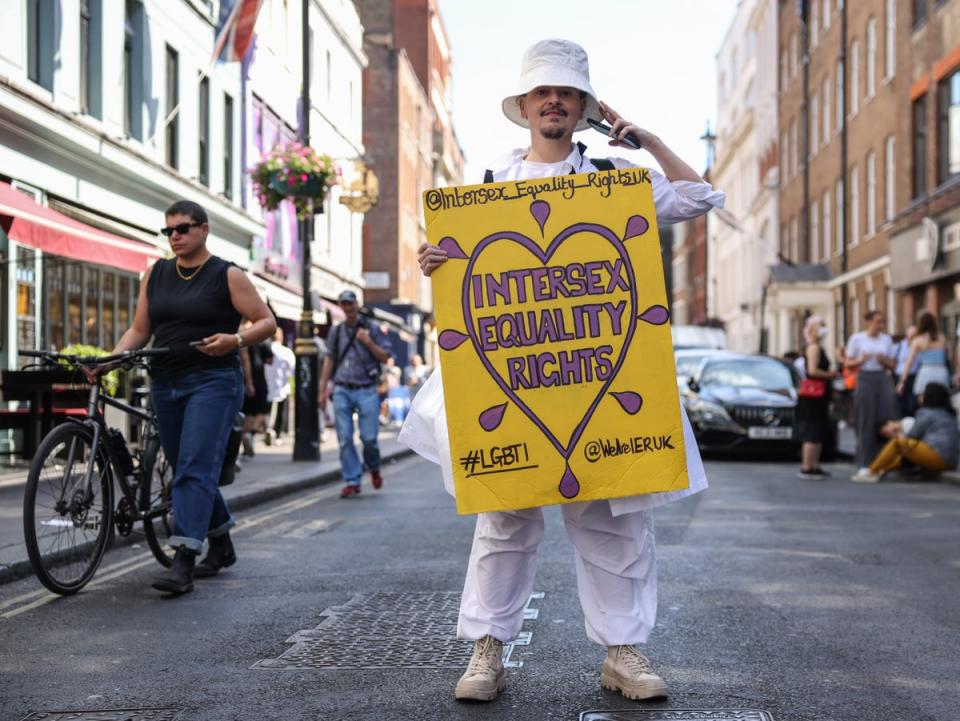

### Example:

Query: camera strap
xmin=330 ymin=323 xmax=360 ymax=380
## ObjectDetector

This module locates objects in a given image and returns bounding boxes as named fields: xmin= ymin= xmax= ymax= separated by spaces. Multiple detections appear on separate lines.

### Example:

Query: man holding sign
xmin=403 ymin=39 xmax=724 ymax=702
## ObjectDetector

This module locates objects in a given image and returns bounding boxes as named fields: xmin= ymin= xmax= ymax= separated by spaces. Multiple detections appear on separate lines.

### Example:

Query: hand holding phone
xmin=586 ymin=118 xmax=641 ymax=150
xmin=189 ymin=340 xmax=206 ymax=347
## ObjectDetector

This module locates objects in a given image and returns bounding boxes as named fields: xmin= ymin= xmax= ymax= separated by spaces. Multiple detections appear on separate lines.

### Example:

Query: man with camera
xmin=318 ymin=290 xmax=392 ymax=497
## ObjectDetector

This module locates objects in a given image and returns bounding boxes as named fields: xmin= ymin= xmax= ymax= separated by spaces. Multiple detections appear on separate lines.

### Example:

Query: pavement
xmin=0 ymin=426 xmax=411 ymax=585
xmin=0 ymin=454 xmax=958 ymax=720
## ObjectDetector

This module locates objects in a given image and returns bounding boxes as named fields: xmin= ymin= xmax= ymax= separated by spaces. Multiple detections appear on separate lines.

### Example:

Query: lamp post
xmin=293 ymin=0 xmax=319 ymax=461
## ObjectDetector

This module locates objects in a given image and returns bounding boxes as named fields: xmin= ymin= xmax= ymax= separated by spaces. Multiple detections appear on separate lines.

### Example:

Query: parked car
xmin=682 ymin=354 xmax=800 ymax=454
xmin=674 ymin=348 xmax=735 ymax=391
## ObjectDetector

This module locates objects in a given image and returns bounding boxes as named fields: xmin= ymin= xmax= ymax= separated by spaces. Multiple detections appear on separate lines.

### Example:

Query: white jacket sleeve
xmin=610 ymin=158 xmax=725 ymax=226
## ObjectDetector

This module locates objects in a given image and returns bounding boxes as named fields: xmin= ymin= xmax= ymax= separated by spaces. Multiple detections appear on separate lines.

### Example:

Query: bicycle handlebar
xmin=18 ymin=348 xmax=170 ymax=366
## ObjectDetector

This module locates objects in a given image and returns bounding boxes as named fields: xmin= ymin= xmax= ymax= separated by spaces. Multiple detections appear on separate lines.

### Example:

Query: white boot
xmin=454 ymin=635 xmax=505 ymax=701
xmin=600 ymin=645 xmax=668 ymax=700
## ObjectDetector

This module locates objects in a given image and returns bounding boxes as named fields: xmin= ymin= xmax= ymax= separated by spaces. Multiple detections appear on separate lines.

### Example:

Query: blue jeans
xmin=151 ymin=367 xmax=244 ymax=552
xmin=333 ymin=384 xmax=381 ymax=486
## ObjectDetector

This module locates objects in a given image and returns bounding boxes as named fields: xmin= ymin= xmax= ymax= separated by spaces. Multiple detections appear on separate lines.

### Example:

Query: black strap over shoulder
xmin=482 ymin=142 xmax=613 ymax=183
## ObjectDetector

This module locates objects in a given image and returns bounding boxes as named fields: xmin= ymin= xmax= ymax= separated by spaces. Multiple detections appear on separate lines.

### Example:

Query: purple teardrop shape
xmin=624 ymin=215 xmax=650 ymax=240
xmin=438 ymin=236 xmax=469 ymax=259
xmin=530 ymin=200 xmax=551 ymax=235
xmin=638 ymin=305 xmax=670 ymax=326
xmin=438 ymin=329 xmax=469 ymax=350
xmin=558 ymin=464 xmax=580 ymax=499
xmin=478 ymin=402 xmax=508 ymax=431
xmin=610 ymin=391 xmax=643 ymax=415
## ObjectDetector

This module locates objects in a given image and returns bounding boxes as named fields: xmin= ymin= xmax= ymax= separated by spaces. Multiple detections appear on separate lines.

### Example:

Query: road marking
xmin=0 ymin=481 xmax=346 ymax=618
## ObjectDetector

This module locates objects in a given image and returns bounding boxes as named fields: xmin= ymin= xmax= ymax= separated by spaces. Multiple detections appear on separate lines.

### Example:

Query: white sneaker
xmin=852 ymin=468 xmax=880 ymax=483
xmin=601 ymin=646 xmax=668 ymax=700
xmin=454 ymin=635 xmax=505 ymax=702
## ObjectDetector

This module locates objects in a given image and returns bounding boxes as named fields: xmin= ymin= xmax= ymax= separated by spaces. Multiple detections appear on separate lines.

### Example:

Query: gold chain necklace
xmin=176 ymin=255 xmax=211 ymax=281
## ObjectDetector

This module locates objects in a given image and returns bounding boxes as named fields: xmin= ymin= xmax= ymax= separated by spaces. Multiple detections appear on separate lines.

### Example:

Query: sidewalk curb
xmin=0 ymin=446 xmax=414 ymax=587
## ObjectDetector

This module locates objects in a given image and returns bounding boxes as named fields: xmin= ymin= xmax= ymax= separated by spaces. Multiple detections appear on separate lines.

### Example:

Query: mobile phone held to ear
xmin=189 ymin=340 xmax=206 ymax=347
xmin=586 ymin=118 xmax=641 ymax=150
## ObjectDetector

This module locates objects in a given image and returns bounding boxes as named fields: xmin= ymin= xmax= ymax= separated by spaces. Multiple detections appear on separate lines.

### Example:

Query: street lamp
xmin=293 ymin=0 xmax=319 ymax=461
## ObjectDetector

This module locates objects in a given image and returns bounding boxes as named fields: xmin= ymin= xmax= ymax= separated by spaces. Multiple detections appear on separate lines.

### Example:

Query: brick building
xmin=671 ymin=211 xmax=710 ymax=327
xmin=354 ymin=0 xmax=463 ymax=365
xmin=887 ymin=0 xmax=960 ymax=348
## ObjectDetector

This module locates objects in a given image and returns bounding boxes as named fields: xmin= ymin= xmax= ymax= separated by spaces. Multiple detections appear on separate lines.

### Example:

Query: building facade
xmin=887 ymin=0 xmax=960 ymax=347
xmin=710 ymin=0 xmax=780 ymax=354
xmin=671 ymin=212 xmax=709 ymax=327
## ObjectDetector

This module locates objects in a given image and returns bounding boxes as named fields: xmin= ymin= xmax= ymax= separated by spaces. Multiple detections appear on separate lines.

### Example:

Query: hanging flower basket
xmin=250 ymin=142 xmax=340 ymax=219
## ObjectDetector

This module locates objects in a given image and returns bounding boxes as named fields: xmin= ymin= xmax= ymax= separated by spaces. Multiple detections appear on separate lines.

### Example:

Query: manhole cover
xmin=580 ymin=711 xmax=775 ymax=721
xmin=21 ymin=708 xmax=185 ymax=721
xmin=254 ymin=591 xmax=541 ymax=670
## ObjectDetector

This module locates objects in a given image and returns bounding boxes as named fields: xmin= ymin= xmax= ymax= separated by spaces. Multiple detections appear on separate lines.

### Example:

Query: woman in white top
xmin=845 ymin=310 xmax=898 ymax=473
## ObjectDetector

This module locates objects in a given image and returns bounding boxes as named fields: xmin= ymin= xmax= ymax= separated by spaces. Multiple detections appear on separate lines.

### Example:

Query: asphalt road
xmin=0 ymin=454 xmax=958 ymax=721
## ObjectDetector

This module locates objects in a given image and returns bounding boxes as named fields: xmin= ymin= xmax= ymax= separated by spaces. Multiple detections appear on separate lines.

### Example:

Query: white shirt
xmin=846 ymin=331 xmax=894 ymax=372
xmin=487 ymin=144 xmax=726 ymax=225
xmin=265 ymin=341 xmax=296 ymax=402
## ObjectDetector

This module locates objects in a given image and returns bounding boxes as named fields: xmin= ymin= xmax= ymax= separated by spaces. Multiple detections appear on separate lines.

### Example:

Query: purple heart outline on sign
xmin=438 ymin=200 xmax=668 ymax=500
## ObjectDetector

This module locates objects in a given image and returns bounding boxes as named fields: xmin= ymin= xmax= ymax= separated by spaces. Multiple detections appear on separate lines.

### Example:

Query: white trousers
xmin=458 ymin=500 xmax=657 ymax=647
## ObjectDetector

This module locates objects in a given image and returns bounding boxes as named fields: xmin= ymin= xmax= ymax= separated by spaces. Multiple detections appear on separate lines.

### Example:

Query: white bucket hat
xmin=501 ymin=39 xmax=599 ymax=132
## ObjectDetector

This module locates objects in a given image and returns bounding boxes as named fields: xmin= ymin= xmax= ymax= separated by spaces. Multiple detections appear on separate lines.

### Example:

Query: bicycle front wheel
xmin=23 ymin=423 xmax=114 ymax=595
xmin=140 ymin=436 xmax=175 ymax=567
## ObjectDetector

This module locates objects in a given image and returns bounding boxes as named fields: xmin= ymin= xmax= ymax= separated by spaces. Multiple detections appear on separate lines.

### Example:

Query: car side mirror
xmin=687 ymin=377 xmax=699 ymax=392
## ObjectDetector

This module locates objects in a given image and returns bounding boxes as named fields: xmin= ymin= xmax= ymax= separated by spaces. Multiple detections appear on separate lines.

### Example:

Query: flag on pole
xmin=212 ymin=0 xmax=264 ymax=63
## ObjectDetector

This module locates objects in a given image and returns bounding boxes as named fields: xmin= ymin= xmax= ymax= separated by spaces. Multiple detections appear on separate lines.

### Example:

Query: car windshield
xmin=699 ymin=359 xmax=794 ymax=391
xmin=675 ymin=353 xmax=709 ymax=378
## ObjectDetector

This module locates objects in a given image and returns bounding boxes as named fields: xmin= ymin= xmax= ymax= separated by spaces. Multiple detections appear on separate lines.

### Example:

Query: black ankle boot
xmin=194 ymin=533 xmax=237 ymax=578
xmin=151 ymin=547 xmax=196 ymax=594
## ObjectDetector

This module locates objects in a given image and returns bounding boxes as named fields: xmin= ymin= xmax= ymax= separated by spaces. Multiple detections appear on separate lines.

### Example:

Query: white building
xmin=245 ymin=0 xmax=369 ymax=323
xmin=709 ymin=0 xmax=780 ymax=354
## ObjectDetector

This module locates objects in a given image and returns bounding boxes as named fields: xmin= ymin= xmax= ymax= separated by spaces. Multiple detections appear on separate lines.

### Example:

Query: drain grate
xmin=21 ymin=708 xmax=185 ymax=721
xmin=254 ymin=591 xmax=541 ymax=670
xmin=580 ymin=711 xmax=775 ymax=721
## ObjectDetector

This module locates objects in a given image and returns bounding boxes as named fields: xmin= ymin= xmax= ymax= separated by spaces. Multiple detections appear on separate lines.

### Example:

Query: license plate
xmin=748 ymin=426 xmax=793 ymax=439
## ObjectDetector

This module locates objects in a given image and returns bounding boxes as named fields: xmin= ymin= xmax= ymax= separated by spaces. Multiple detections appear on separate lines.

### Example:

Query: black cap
xmin=338 ymin=290 xmax=358 ymax=303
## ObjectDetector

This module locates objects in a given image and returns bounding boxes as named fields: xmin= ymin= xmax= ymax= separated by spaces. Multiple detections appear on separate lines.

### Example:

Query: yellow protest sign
xmin=425 ymin=168 xmax=688 ymax=515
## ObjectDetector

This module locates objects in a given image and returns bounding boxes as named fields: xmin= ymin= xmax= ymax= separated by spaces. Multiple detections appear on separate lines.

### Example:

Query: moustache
xmin=541 ymin=106 xmax=567 ymax=117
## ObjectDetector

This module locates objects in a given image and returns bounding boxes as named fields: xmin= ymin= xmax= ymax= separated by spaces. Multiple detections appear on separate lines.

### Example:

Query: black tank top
xmin=146 ymin=256 xmax=242 ymax=378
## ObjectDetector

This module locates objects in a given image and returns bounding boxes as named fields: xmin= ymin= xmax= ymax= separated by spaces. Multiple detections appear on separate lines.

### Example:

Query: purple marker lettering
xmin=558 ymin=349 xmax=583 ymax=384
xmin=507 ymin=356 xmax=531 ymax=390
xmin=604 ymin=259 xmax=630 ymax=292
xmin=537 ymin=352 xmax=560 ymax=387
xmin=471 ymin=275 xmax=484 ymax=308
xmin=566 ymin=263 xmax=587 ymax=295
xmin=584 ymin=262 xmax=605 ymax=294
xmin=547 ymin=266 xmax=570 ymax=299
xmin=530 ymin=268 xmax=550 ymax=301
xmin=595 ymin=345 xmax=614 ymax=379
xmin=604 ymin=301 xmax=627 ymax=335
xmin=485 ymin=272 xmax=511 ymax=307
xmin=476 ymin=316 xmax=498 ymax=351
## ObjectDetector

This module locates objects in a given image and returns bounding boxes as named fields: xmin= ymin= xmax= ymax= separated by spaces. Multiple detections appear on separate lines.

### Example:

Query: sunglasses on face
xmin=160 ymin=222 xmax=202 ymax=237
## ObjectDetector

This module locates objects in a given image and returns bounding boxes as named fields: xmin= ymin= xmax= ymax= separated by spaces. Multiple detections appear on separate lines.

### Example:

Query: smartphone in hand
xmin=586 ymin=118 xmax=641 ymax=150
xmin=189 ymin=340 xmax=206 ymax=347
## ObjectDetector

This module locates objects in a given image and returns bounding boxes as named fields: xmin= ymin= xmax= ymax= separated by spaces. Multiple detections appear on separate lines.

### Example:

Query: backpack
xmin=483 ymin=142 xmax=614 ymax=183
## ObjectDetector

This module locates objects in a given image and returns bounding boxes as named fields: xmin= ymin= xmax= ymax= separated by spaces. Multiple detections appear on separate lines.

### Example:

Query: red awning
xmin=0 ymin=182 xmax=163 ymax=274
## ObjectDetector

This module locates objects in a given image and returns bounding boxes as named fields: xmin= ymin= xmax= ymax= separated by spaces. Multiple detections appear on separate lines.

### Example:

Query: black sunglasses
xmin=160 ymin=222 xmax=203 ymax=237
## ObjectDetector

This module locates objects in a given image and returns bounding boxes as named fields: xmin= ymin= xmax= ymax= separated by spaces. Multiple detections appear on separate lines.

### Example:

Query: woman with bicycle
xmin=88 ymin=199 xmax=275 ymax=595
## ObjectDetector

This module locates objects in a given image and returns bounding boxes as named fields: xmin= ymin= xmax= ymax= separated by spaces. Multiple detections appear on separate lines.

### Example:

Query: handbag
xmin=798 ymin=377 xmax=827 ymax=399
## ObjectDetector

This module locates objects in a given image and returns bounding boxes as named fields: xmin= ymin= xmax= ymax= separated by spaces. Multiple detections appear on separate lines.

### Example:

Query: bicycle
xmin=18 ymin=348 xmax=175 ymax=595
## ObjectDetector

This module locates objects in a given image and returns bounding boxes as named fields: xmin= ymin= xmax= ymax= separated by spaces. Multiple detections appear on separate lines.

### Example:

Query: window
xmin=123 ymin=0 xmax=143 ymax=139
xmin=836 ymin=178 xmax=845 ymax=252
xmin=780 ymin=51 xmax=787 ymax=91
xmin=16 ymin=247 xmax=37 ymax=350
xmin=937 ymin=68 xmax=960 ymax=183
xmin=850 ymin=41 xmax=860 ymax=116
xmin=885 ymin=0 xmax=896 ymax=80
xmin=326 ymin=49 xmax=332 ymax=100
xmin=780 ymin=222 xmax=788 ymax=258
xmin=791 ymin=118 xmax=798 ymax=178
xmin=790 ymin=217 xmax=799 ymax=262
xmin=850 ymin=165 xmax=861 ymax=244
xmin=913 ymin=95 xmax=927 ymax=197
xmin=913 ymin=0 xmax=927 ymax=28
xmin=823 ymin=75 xmax=831 ymax=142
xmin=27 ymin=0 xmax=54 ymax=90
xmin=885 ymin=136 xmax=896 ymax=220
xmin=866 ymin=151 xmax=877 ymax=236
xmin=811 ymin=2 xmax=819 ymax=47
xmin=823 ymin=0 xmax=831 ymax=31
xmin=837 ymin=59 xmax=845 ymax=129
xmin=165 ymin=45 xmax=179 ymax=169
xmin=224 ymin=93 xmax=234 ymax=199
xmin=866 ymin=19 xmax=877 ymax=99
xmin=780 ymin=131 xmax=788 ymax=179
xmin=811 ymin=93 xmax=820 ymax=152
xmin=79 ymin=0 xmax=103 ymax=117
xmin=811 ymin=199 xmax=820 ymax=262
xmin=198 ymin=75 xmax=209 ymax=186
xmin=790 ymin=33 xmax=798 ymax=79
xmin=823 ymin=190 xmax=832 ymax=258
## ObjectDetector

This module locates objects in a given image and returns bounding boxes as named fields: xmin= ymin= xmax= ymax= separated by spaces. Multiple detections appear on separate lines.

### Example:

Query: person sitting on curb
xmin=853 ymin=382 xmax=959 ymax=482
